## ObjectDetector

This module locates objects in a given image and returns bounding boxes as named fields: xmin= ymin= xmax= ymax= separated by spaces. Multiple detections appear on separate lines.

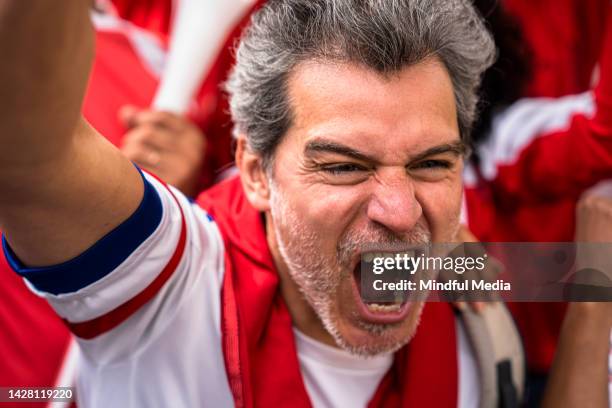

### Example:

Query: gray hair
xmin=227 ymin=0 xmax=496 ymax=167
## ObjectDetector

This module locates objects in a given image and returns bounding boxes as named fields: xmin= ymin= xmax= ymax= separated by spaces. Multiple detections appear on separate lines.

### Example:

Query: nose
xmin=366 ymin=169 xmax=423 ymax=235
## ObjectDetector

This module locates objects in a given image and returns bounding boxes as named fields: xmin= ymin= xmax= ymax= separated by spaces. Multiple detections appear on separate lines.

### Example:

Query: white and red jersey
xmin=0 ymin=6 xmax=255 ymax=399
xmin=463 ymin=0 xmax=612 ymax=242
xmin=2 ymin=172 xmax=233 ymax=407
xmin=0 ymin=13 xmax=167 ymax=402
xmin=464 ymin=3 xmax=612 ymax=373
xmin=2 ymin=172 xmax=480 ymax=408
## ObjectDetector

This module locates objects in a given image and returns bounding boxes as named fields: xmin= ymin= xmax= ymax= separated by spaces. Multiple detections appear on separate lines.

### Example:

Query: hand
xmin=541 ymin=183 xmax=612 ymax=408
xmin=572 ymin=182 xmax=612 ymax=302
xmin=576 ymin=181 xmax=612 ymax=243
xmin=544 ymin=182 xmax=612 ymax=408
xmin=448 ymin=225 xmax=504 ymax=313
xmin=453 ymin=224 xmax=479 ymax=243
xmin=119 ymin=106 xmax=206 ymax=197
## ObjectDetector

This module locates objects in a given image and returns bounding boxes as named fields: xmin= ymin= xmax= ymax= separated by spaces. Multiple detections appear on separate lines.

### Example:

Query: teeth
xmin=362 ymin=253 xmax=374 ymax=262
xmin=366 ymin=303 xmax=401 ymax=312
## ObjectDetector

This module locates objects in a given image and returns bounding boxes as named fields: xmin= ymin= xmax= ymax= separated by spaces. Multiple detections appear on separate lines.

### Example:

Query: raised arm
xmin=542 ymin=186 xmax=612 ymax=407
xmin=542 ymin=302 xmax=612 ymax=408
xmin=0 ymin=0 xmax=142 ymax=266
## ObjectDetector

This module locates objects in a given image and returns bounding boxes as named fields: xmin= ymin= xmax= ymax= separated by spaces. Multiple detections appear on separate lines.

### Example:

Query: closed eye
xmin=411 ymin=159 xmax=452 ymax=170
xmin=408 ymin=159 xmax=456 ymax=182
xmin=321 ymin=163 xmax=369 ymax=175
xmin=412 ymin=160 xmax=452 ymax=169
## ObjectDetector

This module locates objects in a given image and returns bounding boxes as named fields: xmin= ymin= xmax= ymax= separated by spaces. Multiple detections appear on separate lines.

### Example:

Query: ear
xmin=236 ymin=136 xmax=271 ymax=211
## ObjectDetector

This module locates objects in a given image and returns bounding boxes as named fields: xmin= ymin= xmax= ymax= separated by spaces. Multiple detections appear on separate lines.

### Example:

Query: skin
xmin=542 ymin=189 xmax=612 ymax=407
xmin=119 ymin=106 xmax=206 ymax=197
xmin=542 ymin=303 xmax=612 ymax=408
xmin=0 ymin=1 xmax=142 ymax=267
xmin=0 ymin=2 xmax=460 ymax=354
xmin=0 ymin=1 xmax=463 ymax=356
xmin=1 ymin=2 xmax=607 ymax=403
xmin=237 ymin=58 xmax=464 ymax=354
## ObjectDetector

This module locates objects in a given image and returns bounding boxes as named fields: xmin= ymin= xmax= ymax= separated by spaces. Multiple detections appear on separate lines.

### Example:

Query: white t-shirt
xmin=3 ymin=172 xmax=479 ymax=407
xmin=295 ymin=319 xmax=480 ymax=408
xmin=294 ymin=328 xmax=393 ymax=408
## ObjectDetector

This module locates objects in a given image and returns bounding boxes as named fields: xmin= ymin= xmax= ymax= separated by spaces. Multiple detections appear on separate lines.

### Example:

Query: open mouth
xmin=350 ymin=257 xmax=412 ymax=324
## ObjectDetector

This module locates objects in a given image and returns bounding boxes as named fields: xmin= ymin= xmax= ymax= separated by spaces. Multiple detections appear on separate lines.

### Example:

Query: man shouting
xmin=0 ymin=1 xmax=516 ymax=407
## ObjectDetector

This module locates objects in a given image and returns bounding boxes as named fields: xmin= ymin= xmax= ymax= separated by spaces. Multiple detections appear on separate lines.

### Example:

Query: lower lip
xmin=350 ymin=270 xmax=412 ymax=324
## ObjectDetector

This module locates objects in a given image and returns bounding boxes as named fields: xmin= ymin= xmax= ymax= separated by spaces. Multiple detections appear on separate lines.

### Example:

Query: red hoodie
xmin=198 ymin=176 xmax=460 ymax=407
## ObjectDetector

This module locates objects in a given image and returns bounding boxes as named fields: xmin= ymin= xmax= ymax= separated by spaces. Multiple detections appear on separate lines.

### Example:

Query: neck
xmin=264 ymin=213 xmax=339 ymax=348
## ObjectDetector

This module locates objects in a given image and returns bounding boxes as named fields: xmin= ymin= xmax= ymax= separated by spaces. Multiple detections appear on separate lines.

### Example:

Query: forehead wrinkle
xmin=284 ymin=59 xmax=460 ymax=166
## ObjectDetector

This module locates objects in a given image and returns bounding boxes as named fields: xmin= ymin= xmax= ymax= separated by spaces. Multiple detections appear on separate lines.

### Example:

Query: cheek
xmin=280 ymin=177 xmax=367 ymax=240
xmin=414 ymin=178 xmax=462 ymax=241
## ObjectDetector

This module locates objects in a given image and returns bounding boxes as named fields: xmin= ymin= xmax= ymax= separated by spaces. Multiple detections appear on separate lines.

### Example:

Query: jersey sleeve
xmin=1 ymin=170 xmax=226 ymax=363
xmin=470 ymin=5 xmax=612 ymax=203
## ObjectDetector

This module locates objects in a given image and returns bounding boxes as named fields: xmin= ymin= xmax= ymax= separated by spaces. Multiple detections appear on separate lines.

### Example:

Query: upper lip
xmin=358 ymin=242 xmax=430 ymax=253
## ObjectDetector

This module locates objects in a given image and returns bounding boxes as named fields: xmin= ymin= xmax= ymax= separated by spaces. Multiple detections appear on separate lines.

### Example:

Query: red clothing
xmin=188 ymin=0 xmax=267 ymax=188
xmin=0 ymin=250 xmax=72 ymax=403
xmin=503 ymin=0 xmax=609 ymax=98
xmin=91 ymin=2 xmax=267 ymax=189
xmin=198 ymin=176 xmax=459 ymax=408
xmin=84 ymin=16 xmax=162 ymax=147
xmin=0 ymin=19 xmax=158 ymax=394
xmin=110 ymin=0 xmax=173 ymax=42
xmin=0 ymin=3 xmax=262 ymax=393
xmin=465 ymin=2 xmax=612 ymax=371
xmin=0 ymin=18 xmax=157 ymax=393
xmin=84 ymin=8 xmax=256 ymax=190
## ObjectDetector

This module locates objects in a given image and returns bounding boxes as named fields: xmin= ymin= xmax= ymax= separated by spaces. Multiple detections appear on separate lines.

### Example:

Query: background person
xmin=543 ymin=183 xmax=612 ymax=407
xmin=468 ymin=1 xmax=612 ymax=404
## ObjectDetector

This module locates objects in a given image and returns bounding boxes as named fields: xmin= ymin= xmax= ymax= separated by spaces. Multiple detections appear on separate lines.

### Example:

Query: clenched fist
xmin=576 ymin=181 xmax=612 ymax=243
xmin=573 ymin=181 xmax=612 ymax=303
xmin=119 ymin=106 xmax=206 ymax=197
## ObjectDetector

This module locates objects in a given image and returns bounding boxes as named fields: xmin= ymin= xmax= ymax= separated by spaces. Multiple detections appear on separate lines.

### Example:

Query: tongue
xmin=353 ymin=263 xmax=406 ymax=308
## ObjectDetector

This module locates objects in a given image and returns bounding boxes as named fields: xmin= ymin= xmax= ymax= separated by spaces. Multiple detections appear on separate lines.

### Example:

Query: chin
xmin=324 ymin=302 xmax=425 ymax=357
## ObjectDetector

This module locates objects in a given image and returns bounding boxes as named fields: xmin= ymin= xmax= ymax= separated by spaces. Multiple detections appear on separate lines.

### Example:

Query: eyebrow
xmin=410 ymin=141 xmax=467 ymax=162
xmin=304 ymin=138 xmax=467 ymax=164
xmin=305 ymin=139 xmax=376 ymax=163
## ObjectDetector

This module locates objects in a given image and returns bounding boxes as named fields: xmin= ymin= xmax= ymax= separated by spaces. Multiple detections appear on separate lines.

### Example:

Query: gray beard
xmin=269 ymin=182 xmax=430 ymax=356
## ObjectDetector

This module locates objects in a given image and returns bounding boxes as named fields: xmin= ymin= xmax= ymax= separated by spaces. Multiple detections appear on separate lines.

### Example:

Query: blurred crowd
xmin=0 ymin=0 xmax=611 ymax=407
